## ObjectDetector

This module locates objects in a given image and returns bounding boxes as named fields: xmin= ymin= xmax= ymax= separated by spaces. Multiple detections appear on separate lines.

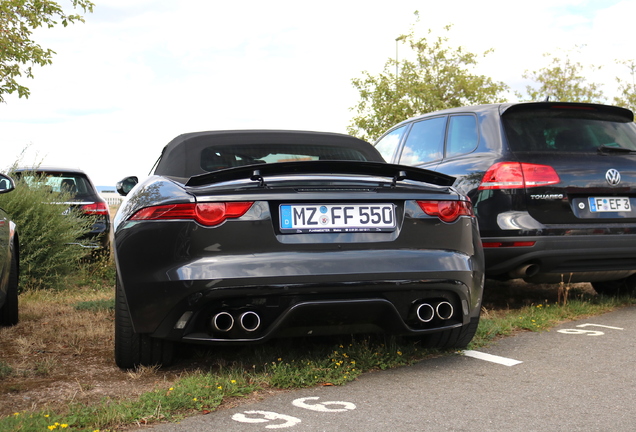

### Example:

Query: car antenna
xmin=250 ymin=169 xmax=266 ymax=187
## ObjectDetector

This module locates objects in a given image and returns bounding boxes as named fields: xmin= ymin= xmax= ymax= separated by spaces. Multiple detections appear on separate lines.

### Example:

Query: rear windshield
xmin=200 ymin=144 xmax=371 ymax=172
xmin=503 ymin=108 xmax=636 ymax=152
xmin=17 ymin=172 xmax=94 ymax=199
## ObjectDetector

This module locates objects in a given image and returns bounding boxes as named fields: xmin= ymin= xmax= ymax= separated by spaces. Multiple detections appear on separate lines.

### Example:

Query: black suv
xmin=375 ymin=102 xmax=636 ymax=294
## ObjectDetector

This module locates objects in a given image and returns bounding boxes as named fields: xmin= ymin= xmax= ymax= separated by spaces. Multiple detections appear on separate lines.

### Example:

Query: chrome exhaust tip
xmin=416 ymin=303 xmax=435 ymax=323
xmin=436 ymin=301 xmax=454 ymax=320
xmin=239 ymin=311 xmax=261 ymax=332
xmin=212 ymin=311 xmax=234 ymax=332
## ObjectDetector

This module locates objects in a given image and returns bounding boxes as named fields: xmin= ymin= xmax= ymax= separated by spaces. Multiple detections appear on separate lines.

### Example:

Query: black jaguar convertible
xmin=113 ymin=130 xmax=484 ymax=368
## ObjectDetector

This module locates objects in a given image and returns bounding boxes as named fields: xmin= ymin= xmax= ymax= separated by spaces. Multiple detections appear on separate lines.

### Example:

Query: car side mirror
xmin=0 ymin=174 xmax=16 ymax=194
xmin=116 ymin=176 xmax=138 ymax=196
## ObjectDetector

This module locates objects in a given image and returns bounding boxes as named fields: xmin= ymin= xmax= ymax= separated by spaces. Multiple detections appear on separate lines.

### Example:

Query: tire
xmin=592 ymin=275 xmax=636 ymax=296
xmin=0 ymin=251 xmax=19 ymax=327
xmin=115 ymin=277 xmax=175 ymax=369
xmin=418 ymin=317 xmax=480 ymax=349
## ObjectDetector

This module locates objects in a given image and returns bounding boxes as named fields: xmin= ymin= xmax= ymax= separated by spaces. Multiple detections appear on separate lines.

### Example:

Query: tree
xmin=348 ymin=24 xmax=509 ymax=142
xmin=518 ymin=48 xmax=605 ymax=103
xmin=613 ymin=60 xmax=636 ymax=113
xmin=0 ymin=0 xmax=94 ymax=103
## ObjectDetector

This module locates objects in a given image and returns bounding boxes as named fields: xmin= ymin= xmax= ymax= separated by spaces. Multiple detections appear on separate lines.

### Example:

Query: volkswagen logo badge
xmin=606 ymin=168 xmax=621 ymax=186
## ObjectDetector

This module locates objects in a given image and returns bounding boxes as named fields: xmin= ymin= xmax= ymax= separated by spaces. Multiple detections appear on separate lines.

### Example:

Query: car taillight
xmin=81 ymin=202 xmax=110 ymax=216
xmin=478 ymin=162 xmax=560 ymax=190
xmin=130 ymin=202 xmax=254 ymax=226
xmin=417 ymin=200 xmax=474 ymax=223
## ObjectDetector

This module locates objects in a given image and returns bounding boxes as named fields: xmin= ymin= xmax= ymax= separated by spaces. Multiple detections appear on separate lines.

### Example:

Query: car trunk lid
xmin=501 ymin=102 xmax=636 ymax=224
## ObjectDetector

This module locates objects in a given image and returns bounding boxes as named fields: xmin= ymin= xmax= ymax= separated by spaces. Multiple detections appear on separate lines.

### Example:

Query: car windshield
xmin=502 ymin=108 xmax=636 ymax=152
xmin=18 ymin=172 xmax=94 ymax=199
xmin=200 ymin=144 xmax=371 ymax=172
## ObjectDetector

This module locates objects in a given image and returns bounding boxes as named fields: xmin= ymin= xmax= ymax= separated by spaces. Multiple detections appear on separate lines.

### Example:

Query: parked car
xmin=13 ymin=167 xmax=111 ymax=255
xmin=374 ymin=101 xmax=636 ymax=295
xmin=113 ymin=130 xmax=484 ymax=368
xmin=0 ymin=173 xmax=19 ymax=326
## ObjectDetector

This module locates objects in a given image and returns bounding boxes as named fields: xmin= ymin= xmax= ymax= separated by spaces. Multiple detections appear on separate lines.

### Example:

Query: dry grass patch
xmin=0 ymin=279 xmax=193 ymax=419
xmin=0 ymin=287 xmax=122 ymax=415
xmin=2 ymin=288 xmax=114 ymax=359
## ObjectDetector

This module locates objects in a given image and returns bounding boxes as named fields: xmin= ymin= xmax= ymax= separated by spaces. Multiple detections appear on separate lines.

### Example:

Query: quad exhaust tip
xmin=436 ymin=301 xmax=454 ymax=320
xmin=211 ymin=311 xmax=262 ymax=333
xmin=415 ymin=301 xmax=454 ymax=322
xmin=239 ymin=311 xmax=261 ymax=332
xmin=212 ymin=311 xmax=234 ymax=332
xmin=416 ymin=303 xmax=435 ymax=322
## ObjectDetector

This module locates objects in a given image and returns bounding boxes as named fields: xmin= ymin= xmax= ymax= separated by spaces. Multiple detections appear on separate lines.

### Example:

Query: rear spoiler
xmin=185 ymin=160 xmax=455 ymax=188
xmin=500 ymin=102 xmax=634 ymax=122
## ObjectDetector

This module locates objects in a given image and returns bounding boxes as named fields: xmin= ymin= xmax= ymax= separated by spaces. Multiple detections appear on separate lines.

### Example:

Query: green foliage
xmin=0 ymin=0 xmax=94 ymax=102
xmin=0 ymin=360 xmax=13 ymax=379
xmin=518 ymin=48 xmax=605 ymax=103
xmin=265 ymin=337 xmax=418 ymax=388
xmin=613 ymin=60 xmax=636 ymax=113
xmin=471 ymin=296 xmax=627 ymax=348
xmin=0 ymin=173 xmax=94 ymax=290
xmin=348 ymin=23 xmax=509 ymax=142
xmin=67 ymin=254 xmax=116 ymax=290
xmin=73 ymin=298 xmax=114 ymax=312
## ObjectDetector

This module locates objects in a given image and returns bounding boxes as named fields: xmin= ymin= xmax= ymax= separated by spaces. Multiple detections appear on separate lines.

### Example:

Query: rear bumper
xmin=115 ymin=207 xmax=484 ymax=344
xmin=118 ymin=249 xmax=483 ymax=342
xmin=484 ymin=233 xmax=636 ymax=282
xmin=76 ymin=219 xmax=112 ymax=250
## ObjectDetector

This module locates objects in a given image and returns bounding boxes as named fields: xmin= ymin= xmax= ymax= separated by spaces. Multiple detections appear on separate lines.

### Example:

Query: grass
xmin=1 ymin=270 xmax=634 ymax=431
xmin=73 ymin=299 xmax=115 ymax=312
xmin=0 ymin=259 xmax=115 ymax=382
xmin=473 ymin=294 xmax=630 ymax=347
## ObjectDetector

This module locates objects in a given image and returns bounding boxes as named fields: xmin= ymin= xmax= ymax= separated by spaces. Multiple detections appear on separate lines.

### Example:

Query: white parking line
xmin=462 ymin=350 xmax=523 ymax=366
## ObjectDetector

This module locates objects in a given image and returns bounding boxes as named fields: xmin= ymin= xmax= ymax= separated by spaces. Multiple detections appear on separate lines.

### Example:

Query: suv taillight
xmin=81 ymin=202 xmax=110 ymax=216
xmin=417 ymin=200 xmax=474 ymax=223
xmin=478 ymin=162 xmax=560 ymax=190
xmin=130 ymin=202 xmax=254 ymax=226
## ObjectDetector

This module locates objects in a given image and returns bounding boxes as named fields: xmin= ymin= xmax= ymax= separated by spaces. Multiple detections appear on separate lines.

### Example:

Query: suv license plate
xmin=588 ymin=197 xmax=631 ymax=212
xmin=280 ymin=204 xmax=396 ymax=233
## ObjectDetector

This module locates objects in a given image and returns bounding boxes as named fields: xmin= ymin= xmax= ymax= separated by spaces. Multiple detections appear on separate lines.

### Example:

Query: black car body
xmin=113 ymin=130 xmax=484 ymax=368
xmin=374 ymin=102 xmax=636 ymax=293
xmin=13 ymin=167 xmax=111 ymax=254
xmin=0 ymin=174 xmax=19 ymax=326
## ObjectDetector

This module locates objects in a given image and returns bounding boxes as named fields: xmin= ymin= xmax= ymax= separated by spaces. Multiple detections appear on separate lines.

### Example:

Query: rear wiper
xmin=597 ymin=144 xmax=636 ymax=154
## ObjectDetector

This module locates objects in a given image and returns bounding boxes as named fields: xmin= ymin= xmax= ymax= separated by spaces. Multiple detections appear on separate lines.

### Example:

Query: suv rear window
xmin=503 ymin=107 xmax=636 ymax=152
xmin=17 ymin=172 xmax=95 ymax=199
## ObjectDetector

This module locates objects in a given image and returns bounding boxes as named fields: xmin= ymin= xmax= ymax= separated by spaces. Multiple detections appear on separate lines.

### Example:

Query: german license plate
xmin=280 ymin=203 xmax=396 ymax=233
xmin=588 ymin=197 xmax=631 ymax=212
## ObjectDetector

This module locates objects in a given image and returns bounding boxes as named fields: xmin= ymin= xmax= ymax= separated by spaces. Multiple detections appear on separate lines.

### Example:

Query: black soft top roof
xmin=153 ymin=130 xmax=384 ymax=179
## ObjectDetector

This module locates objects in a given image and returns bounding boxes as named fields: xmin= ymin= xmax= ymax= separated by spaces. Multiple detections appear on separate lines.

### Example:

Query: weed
xmin=469 ymin=296 xmax=629 ymax=348
xmin=127 ymin=364 xmax=160 ymax=380
xmin=73 ymin=298 xmax=114 ymax=312
xmin=75 ymin=380 xmax=94 ymax=393
xmin=33 ymin=357 xmax=56 ymax=376
xmin=0 ymin=361 xmax=13 ymax=379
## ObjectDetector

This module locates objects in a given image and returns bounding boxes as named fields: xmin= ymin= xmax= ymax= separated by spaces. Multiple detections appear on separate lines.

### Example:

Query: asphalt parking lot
xmin=146 ymin=305 xmax=635 ymax=432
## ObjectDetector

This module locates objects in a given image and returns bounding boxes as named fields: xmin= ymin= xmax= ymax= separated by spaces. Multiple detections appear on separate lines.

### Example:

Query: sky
xmin=1 ymin=0 xmax=635 ymax=187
